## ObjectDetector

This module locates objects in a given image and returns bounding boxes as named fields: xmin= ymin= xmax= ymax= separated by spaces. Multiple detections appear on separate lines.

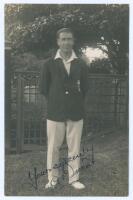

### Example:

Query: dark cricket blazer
xmin=39 ymin=54 xmax=89 ymax=122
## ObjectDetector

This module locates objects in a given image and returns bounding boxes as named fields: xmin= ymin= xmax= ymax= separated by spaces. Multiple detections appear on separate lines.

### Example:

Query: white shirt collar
xmin=54 ymin=49 xmax=78 ymax=63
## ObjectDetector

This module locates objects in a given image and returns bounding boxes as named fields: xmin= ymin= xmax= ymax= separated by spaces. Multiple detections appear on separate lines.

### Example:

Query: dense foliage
xmin=5 ymin=4 xmax=129 ymax=73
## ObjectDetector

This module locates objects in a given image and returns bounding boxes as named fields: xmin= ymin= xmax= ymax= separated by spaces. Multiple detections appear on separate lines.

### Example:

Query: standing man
xmin=40 ymin=28 xmax=89 ymax=190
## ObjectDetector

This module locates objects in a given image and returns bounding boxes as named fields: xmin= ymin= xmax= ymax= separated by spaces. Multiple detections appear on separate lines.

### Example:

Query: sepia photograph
xmin=4 ymin=3 xmax=129 ymax=196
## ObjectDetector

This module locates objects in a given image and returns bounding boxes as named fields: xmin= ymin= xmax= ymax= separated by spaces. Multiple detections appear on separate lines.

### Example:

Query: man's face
xmin=57 ymin=32 xmax=74 ymax=52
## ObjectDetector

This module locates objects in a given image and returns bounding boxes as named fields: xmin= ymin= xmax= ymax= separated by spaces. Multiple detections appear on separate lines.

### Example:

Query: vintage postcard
xmin=1 ymin=0 xmax=133 ymax=199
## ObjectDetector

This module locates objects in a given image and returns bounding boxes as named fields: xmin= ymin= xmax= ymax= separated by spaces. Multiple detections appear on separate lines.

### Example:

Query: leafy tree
xmin=11 ymin=52 xmax=45 ymax=72
xmin=5 ymin=4 xmax=129 ymax=73
xmin=88 ymin=58 xmax=113 ymax=74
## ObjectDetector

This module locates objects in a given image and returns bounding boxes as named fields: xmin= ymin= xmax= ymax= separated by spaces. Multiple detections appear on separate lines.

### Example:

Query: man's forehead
xmin=59 ymin=32 xmax=73 ymax=38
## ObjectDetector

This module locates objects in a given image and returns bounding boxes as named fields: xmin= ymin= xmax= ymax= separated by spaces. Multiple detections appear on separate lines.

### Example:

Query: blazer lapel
xmin=69 ymin=59 xmax=79 ymax=78
xmin=55 ymin=58 xmax=70 ymax=78
xmin=53 ymin=57 xmax=79 ymax=79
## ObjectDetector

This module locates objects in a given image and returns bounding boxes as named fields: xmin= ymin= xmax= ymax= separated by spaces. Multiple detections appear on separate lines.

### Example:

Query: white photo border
xmin=1 ymin=0 xmax=132 ymax=200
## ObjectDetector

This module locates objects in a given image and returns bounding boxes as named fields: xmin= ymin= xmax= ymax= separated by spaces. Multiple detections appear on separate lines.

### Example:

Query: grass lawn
xmin=5 ymin=128 xmax=128 ymax=196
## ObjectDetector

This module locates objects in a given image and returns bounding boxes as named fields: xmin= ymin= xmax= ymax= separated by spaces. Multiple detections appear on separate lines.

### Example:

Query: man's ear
xmin=73 ymin=37 xmax=76 ymax=44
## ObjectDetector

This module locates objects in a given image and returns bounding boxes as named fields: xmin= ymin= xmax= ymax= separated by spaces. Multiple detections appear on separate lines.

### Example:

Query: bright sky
xmin=83 ymin=46 xmax=108 ymax=63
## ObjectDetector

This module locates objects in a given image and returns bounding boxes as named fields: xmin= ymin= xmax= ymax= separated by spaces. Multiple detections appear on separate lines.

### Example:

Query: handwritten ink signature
xmin=28 ymin=144 xmax=95 ymax=189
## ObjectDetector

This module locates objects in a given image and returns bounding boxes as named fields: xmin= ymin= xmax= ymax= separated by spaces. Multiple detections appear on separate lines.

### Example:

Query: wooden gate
xmin=10 ymin=71 xmax=128 ymax=153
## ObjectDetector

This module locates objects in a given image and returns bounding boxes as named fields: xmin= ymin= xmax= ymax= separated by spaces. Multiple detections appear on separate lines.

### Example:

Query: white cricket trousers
xmin=46 ymin=119 xmax=83 ymax=184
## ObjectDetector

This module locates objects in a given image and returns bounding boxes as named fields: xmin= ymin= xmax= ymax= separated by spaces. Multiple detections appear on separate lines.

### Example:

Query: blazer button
xmin=65 ymin=91 xmax=69 ymax=94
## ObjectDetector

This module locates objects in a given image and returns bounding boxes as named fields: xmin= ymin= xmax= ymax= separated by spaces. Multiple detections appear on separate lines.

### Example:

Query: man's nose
xmin=64 ymin=40 xmax=69 ymax=44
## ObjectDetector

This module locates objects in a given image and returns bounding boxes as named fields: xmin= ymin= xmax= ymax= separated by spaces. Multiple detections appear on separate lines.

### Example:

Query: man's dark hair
xmin=56 ymin=28 xmax=74 ymax=39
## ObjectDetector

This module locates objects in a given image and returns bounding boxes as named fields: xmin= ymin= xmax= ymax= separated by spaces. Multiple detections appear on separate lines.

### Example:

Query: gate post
xmin=114 ymin=78 xmax=118 ymax=127
xmin=125 ymin=75 xmax=129 ymax=129
xmin=16 ymin=73 xmax=24 ymax=153
xmin=5 ymin=40 xmax=11 ymax=154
